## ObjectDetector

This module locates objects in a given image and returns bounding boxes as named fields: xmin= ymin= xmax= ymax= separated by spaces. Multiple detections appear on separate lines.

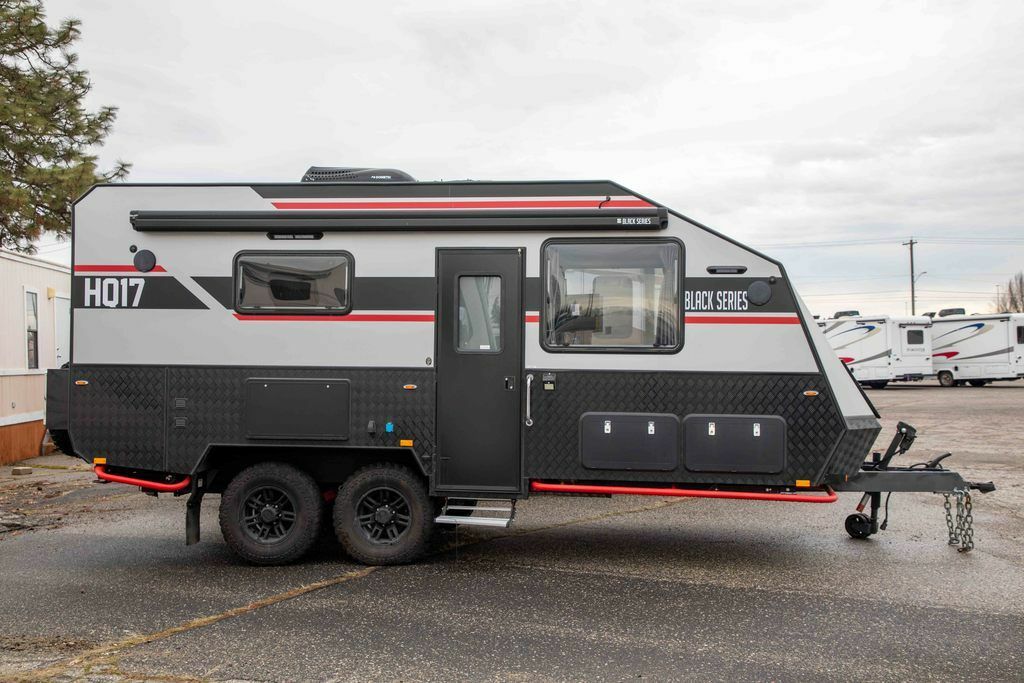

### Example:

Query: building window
xmin=25 ymin=290 xmax=39 ymax=369
xmin=235 ymin=251 xmax=352 ymax=314
xmin=542 ymin=240 xmax=682 ymax=352
xmin=906 ymin=329 xmax=924 ymax=345
xmin=457 ymin=276 xmax=502 ymax=352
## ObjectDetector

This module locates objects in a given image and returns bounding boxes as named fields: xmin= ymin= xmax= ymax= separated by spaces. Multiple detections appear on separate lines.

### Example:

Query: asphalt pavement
xmin=1 ymin=383 xmax=1021 ymax=681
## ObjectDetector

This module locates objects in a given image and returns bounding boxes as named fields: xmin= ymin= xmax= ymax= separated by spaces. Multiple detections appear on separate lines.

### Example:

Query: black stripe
xmin=252 ymin=181 xmax=630 ymax=199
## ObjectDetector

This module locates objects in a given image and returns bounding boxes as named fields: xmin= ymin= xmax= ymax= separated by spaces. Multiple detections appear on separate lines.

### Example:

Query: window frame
xmin=24 ymin=286 xmax=40 ymax=369
xmin=539 ymin=237 xmax=685 ymax=355
xmin=454 ymin=272 xmax=504 ymax=354
xmin=232 ymin=250 xmax=355 ymax=316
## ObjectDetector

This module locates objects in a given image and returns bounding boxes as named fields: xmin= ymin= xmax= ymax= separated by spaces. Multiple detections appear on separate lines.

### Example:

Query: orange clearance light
xmin=75 ymin=379 xmax=89 ymax=386
xmin=93 ymin=457 xmax=107 ymax=465
xmin=803 ymin=390 xmax=819 ymax=397
xmin=403 ymin=384 xmax=418 ymax=390
xmin=795 ymin=480 xmax=811 ymax=488
xmin=399 ymin=439 xmax=414 ymax=447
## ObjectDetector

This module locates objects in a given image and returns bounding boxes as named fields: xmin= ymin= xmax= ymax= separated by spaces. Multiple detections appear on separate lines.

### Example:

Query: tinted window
xmin=236 ymin=252 xmax=351 ymax=313
xmin=457 ymin=276 xmax=501 ymax=352
xmin=906 ymin=329 xmax=924 ymax=345
xmin=25 ymin=291 xmax=38 ymax=369
xmin=543 ymin=241 xmax=681 ymax=350
xmin=1018 ymin=326 xmax=1024 ymax=345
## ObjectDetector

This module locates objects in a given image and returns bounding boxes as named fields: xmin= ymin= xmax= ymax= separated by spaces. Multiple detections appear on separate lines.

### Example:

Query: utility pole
xmin=903 ymin=238 xmax=918 ymax=315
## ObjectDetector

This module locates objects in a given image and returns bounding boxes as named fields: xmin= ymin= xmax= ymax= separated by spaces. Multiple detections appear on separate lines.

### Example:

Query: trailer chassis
xmin=833 ymin=422 xmax=995 ymax=551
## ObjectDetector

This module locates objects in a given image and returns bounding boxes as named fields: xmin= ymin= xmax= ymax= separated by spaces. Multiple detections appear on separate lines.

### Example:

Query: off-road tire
xmin=334 ymin=464 xmax=432 ymax=565
xmin=219 ymin=462 xmax=322 ymax=565
xmin=938 ymin=371 xmax=956 ymax=387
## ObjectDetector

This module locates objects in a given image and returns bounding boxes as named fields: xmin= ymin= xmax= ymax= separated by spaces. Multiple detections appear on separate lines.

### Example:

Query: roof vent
xmin=300 ymin=167 xmax=415 ymax=183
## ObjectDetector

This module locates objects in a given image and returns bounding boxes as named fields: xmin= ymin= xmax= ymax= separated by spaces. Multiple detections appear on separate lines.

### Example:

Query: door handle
xmin=504 ymin=376 xmax=515 ymax=391
xmin=525 ymin=374 xmax=534 ymax=427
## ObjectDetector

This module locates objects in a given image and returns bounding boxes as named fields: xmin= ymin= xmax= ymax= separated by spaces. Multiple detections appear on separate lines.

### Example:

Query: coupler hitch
xmin=833 ymin=422 xmax=995 ymax=552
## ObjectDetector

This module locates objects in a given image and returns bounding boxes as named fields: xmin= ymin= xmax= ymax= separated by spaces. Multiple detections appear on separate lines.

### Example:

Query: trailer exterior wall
xmin=61 ymin=181 xmax=879 ymax=493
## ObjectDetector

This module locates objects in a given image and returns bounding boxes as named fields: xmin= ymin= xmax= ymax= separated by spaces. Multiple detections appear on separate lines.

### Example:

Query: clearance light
xmin=93 ymin=457 xmax=107 ymax=465
xmin=795 ymin=480 xmax=811 ymax=488
xmin=803 ymin=390 xmax=819 ymax=397
xmin=399 ymin=439 xmax=414 ymax=447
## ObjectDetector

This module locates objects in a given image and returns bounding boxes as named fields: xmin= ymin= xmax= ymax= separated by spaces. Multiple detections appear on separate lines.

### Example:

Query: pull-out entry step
xmin=435 ymin=498 xmax=517 ymax=528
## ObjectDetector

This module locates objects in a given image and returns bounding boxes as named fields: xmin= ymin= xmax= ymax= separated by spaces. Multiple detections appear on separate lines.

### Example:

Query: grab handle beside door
xmin=525 ymin=374 xmax=534 ymax=427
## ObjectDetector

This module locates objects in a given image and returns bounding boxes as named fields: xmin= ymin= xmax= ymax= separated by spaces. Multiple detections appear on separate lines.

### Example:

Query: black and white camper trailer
xmin=45 ymin=169 xmax=993 ymax=564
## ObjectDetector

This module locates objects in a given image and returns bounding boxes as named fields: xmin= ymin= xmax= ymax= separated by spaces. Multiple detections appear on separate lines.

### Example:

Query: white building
xmin=0 ymin=249 xmax=70 ymax=464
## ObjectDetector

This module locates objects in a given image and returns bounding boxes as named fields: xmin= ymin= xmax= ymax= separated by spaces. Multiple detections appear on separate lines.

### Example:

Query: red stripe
xmin=74 ymin=264 xmax=166 ymax=273
xmin=233 ymin=313 xmax=435 ymax=322
xmin=530 ymin=481 xmax=837 ymax=503
xmin=685 ymin=315 xmax=800 ymax=325
xmin=271 ymin=199 xmax=653 ymax=210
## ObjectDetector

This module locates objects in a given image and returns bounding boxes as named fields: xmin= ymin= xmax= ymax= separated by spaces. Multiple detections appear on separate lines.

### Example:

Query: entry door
xmin=435 ymin=248 xmax=523 ymax=493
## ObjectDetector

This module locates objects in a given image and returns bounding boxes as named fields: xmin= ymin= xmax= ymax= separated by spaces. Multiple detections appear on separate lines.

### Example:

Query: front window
xmin=542 ymin=240 xmax=681 ymax=351
xmin=906 ymin=329 xmax=924 ymax=345
xmin=235 ymin=251 xmax=352 ymax=314
xmin=25 ymin=290 xmax=39 ymax=369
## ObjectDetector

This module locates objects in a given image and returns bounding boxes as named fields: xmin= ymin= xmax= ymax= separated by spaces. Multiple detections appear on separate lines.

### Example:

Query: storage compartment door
xmin=684 ymin=414 xmax=786 ymax=474
xmin=580 ymin=412 xmax=679 ymax=471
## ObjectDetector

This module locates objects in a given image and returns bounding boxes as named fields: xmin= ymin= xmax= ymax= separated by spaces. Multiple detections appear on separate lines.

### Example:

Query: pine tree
xmin=0 ymin=0 xmax=129 ymax=253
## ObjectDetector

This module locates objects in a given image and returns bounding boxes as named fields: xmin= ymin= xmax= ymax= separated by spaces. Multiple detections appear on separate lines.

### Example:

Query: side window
xmin=1018 ymin=326 xmax=1024 ymax=345
xmin=906 ymin=329 xmax=924 ymax=345
xmin=542 ymin=240 xmax=681 ymax=351
xmin=457 ymin=276 xmax=502 ymax=352
xmin=25 ymin=290 xmax=39 ymax=369
xmin=235 ymin=251 xmax=351 ymax=314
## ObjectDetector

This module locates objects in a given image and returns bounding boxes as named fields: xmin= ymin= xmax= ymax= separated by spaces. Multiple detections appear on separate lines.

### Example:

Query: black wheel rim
xmin=356 ymin=486 xmax=412 ymax=545
xmin=241 ymin=485 xmax=297 ymax=544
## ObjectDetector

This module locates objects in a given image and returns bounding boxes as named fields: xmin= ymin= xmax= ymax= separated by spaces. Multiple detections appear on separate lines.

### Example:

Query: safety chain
xmin=942 ymin=488 xmax=974 ymax=552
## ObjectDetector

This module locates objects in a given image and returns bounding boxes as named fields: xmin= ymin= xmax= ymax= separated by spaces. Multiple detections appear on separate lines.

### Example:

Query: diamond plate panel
xmin=524 ymin=371 xmax=849 ymax=486
xmin=166 ymin=367 xmax=435 ymax=473
xmin=822 ymin=416 xmax=882 ymax=481
xmin=69 ymin=366 xmax=166 ymax=471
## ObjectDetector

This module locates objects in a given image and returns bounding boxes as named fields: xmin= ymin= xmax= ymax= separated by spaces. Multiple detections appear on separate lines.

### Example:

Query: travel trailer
xmin=930 ymin=313 xmax=1024 ymax=387
xmin=45 ymin=169 xmax=993 ymax=564
xmin=817 ymin=315 xmax=933 ymax=389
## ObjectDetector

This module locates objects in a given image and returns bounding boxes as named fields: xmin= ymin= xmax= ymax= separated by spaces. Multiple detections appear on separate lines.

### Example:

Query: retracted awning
xmin=129 ymin=207 xmax=669 ymax=233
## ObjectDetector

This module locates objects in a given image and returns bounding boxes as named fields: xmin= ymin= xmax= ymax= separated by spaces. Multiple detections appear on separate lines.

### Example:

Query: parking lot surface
xmin=1 ymin=382 xmax=1022 ymax=681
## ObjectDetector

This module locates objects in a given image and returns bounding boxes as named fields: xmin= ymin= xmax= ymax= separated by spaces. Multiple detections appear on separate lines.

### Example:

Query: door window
xmin=1018 ymin=326 xmax=1024 ymax=345
xmin=457 ymin=276 xmax=502 ymax=352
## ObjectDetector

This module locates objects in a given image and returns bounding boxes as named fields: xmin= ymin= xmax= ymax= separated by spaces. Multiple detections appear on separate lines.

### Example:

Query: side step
xmin=435 ymin=498 xmax=516 ymax=528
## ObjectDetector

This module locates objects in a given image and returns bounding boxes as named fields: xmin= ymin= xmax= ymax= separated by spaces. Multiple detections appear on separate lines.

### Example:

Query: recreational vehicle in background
xmin=817 ymin=315 xmax=933 ymax=389
xmin=44 ymin=168 xmax=992 ymax=565
xmin=930 ymin=312 xmax=1024 ymax=387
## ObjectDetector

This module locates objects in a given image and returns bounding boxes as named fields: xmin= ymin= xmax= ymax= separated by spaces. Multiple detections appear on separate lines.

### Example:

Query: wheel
xmin=218 ymin=462 xmax=322 ymax=565
xmin=866 ymin=381 xmax=888 ymax=389
xmin=968 ymin=379 xmax=987 ymax=387
xmin=938 ymin=371 xmax=956 ymax=387
xmin=845 ymin=512 xmax=873 ymax=539
xmin=444 ymin=498 xmax=477 ymax=517
xmin=334 ymin=464 xmax=432 ymax=565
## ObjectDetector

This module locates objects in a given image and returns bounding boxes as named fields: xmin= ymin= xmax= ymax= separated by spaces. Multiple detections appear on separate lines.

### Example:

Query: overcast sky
xmin=34 ymin=0 xmax=1024 ymax=316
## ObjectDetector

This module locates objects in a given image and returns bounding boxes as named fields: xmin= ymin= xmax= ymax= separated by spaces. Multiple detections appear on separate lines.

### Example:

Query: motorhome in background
xmin=817 ymin=314 xmax=933 ymax=389
xmin=930 ymin=312 xmax=1024 ymax=387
